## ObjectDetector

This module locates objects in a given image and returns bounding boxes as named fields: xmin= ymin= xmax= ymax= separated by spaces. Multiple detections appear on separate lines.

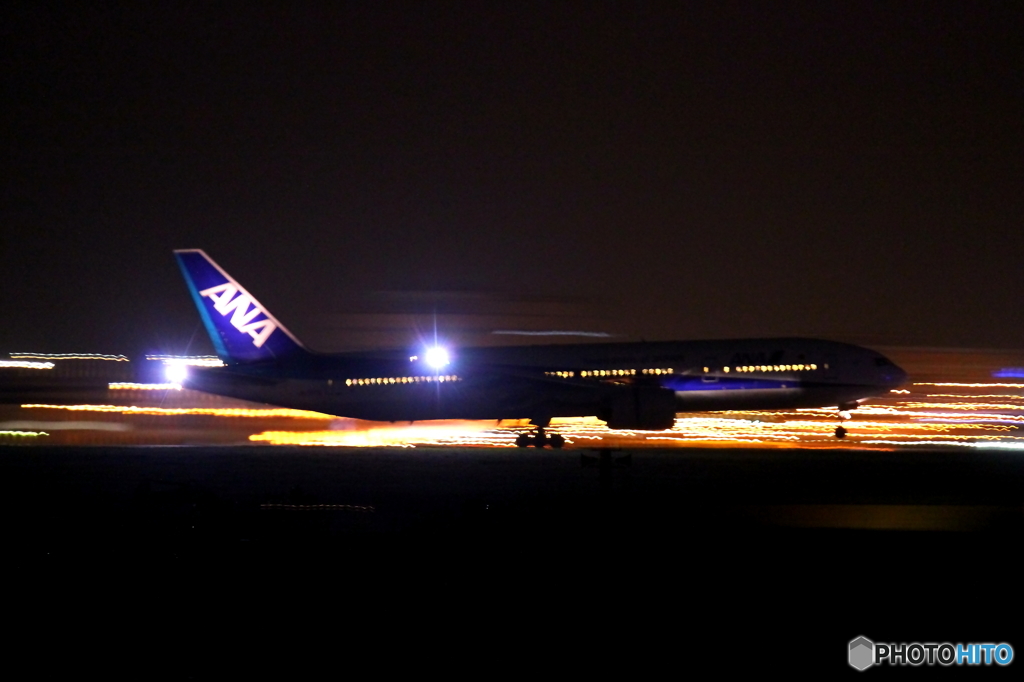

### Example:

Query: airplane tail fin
xmin=174 ymin=249 xmax=309 ymax=364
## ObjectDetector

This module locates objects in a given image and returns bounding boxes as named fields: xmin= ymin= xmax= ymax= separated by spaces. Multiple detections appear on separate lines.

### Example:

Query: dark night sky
xmin=2 ymin=2 xmax=1022 ymax=357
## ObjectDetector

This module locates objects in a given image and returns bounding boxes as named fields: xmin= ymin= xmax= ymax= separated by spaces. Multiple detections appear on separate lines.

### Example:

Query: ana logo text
xmin=199 ymin=283 xmax=277 ymax=348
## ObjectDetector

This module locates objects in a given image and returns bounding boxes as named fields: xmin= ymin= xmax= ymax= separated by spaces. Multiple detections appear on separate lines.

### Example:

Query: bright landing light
xmin=425 ymin=347 xmax=450 ymax=369
xmin=164 ymin=363 xmax=188 ymax=384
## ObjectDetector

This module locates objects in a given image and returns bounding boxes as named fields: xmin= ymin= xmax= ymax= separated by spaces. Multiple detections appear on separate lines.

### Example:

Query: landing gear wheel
xmin=514 ymin=428 xmax=564 ymax=449
xmin=833 ymin=404 xmax=854 ymax=439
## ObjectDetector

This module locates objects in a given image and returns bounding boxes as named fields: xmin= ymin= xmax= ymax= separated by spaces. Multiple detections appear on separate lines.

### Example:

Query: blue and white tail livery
xmin=174 ymin=249 xmax=307 ymax=363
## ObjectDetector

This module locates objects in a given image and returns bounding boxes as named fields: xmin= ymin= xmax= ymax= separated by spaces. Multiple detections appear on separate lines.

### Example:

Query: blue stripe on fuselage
xmin=661 ymin=375 xmax=802 ymax=392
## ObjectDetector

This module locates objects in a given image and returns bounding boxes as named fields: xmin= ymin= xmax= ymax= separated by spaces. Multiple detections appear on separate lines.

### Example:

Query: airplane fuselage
xmin=183 ymin=337 xmax=907 ymax=425
xmin=173 ymin=250 xmax=907 ymax=430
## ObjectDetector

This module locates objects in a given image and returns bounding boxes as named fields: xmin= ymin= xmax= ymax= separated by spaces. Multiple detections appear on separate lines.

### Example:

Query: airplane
xmin=173 ymin=249 xmax=908 ymax=447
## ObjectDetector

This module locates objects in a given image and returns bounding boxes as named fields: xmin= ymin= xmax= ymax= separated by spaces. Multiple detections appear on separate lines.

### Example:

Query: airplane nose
xmin=886 ymin=365 xmax=909 ymax=388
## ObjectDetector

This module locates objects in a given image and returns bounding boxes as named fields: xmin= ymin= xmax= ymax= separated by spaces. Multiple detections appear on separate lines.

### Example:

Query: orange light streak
xmin=14 ymin=376 xmax=1024 ymax=449
xmin=914 ymin=382 xmax=1024 ymax=388
xmin=22 ymin=404 xmax=332 ymax=419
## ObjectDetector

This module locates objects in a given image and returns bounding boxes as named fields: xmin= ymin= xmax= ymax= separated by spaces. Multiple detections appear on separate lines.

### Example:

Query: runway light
xmin=425 ymin=347 xmax=450 ymax=369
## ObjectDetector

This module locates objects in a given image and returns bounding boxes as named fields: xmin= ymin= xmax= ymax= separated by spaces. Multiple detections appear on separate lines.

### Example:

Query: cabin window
xmin=702 ymin=358 xmax=719 ymax=383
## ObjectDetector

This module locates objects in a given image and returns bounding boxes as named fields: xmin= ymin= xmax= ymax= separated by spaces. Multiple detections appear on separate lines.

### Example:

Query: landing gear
xmin=514 ymin=427 xmax=565 ymax=449
xmin=834 ymin=402 xmax=856 ymax=439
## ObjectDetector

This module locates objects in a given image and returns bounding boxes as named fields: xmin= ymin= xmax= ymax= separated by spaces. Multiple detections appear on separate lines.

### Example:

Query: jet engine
xmin=601 ymin=385 xmax=677 ymax=430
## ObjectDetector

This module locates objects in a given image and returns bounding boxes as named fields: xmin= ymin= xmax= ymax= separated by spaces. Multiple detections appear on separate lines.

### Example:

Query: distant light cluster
xmin=108 ymin=382 xmax=182 ymax=391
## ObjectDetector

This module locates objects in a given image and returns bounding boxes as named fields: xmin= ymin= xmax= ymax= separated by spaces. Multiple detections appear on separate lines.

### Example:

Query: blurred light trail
xmin=8 ymin=375 xmax=1024 ymax=450
xmin=22 ymin=404 xmax=332 ymax=419
xmin=250 ymin=420 xmax=523 ymax=447
xmin=145 ymin=355 xmax=224 ymax=367
xmin=491 ymin=330 xmax=615 ymax=337
xmin=245 ymin=380 xmax=1024 ymax=448
xmin=0 ymin=361 xmax=55 ymax=369
xmin=260 ymin=503 xmax=375 ymax=512
xmin=914 ymin=382 xmax=1024 ymax=388
xmin=10 ymin=353 xmax=129 ymax=361
xmin=2 ymin=420 xmax=129 ymax=431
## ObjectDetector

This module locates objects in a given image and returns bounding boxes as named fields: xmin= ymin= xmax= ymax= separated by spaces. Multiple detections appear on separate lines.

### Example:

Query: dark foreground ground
xmin=2 ymin=445 xmax=1021 ymax=676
